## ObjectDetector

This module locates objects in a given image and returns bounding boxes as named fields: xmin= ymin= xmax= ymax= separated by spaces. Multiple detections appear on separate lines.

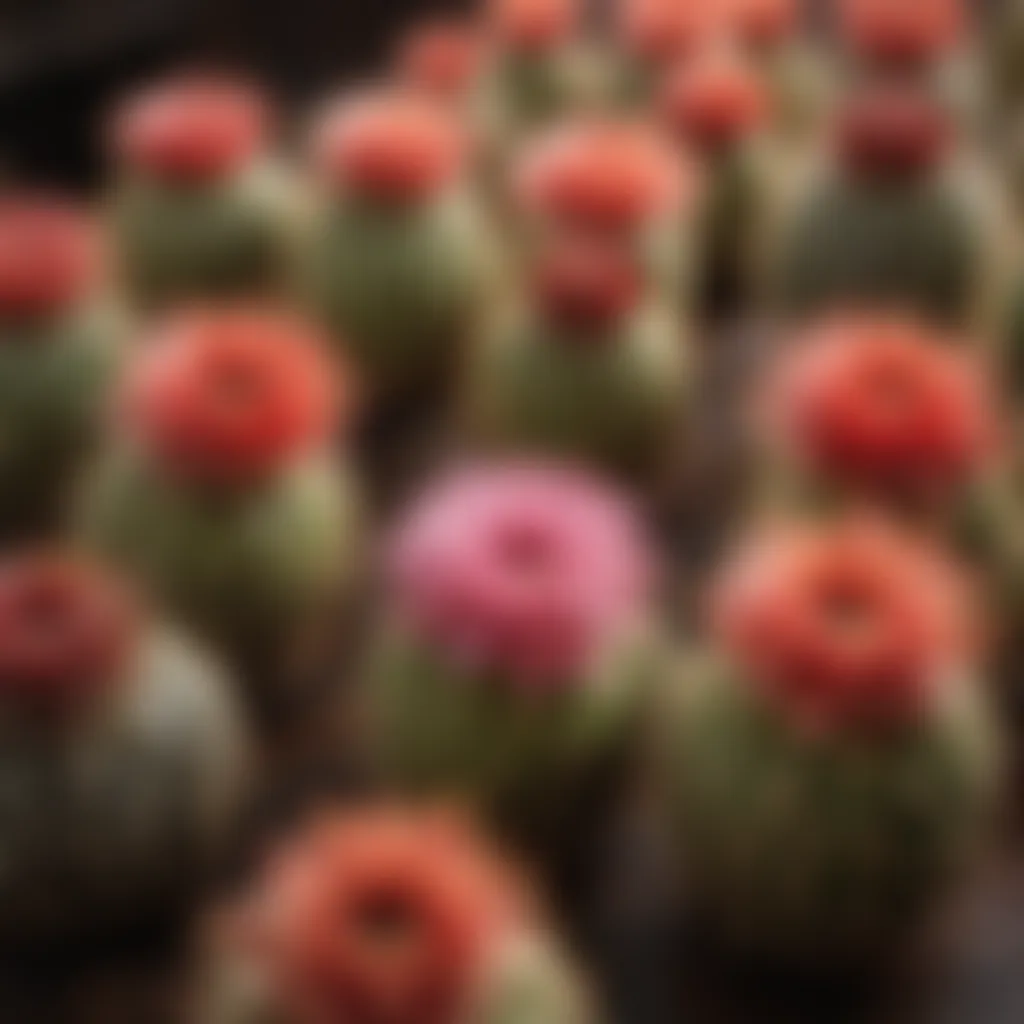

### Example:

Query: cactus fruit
xmin=772 ymin=86 xmax=1005 ymax=329
xmin=513 ymin=119 xmax=691 ymax=299
xmin=364 ymin=465 xmax=659 ymax=830
xmin=111 ymin=76 xmax=297 ymax=310
xmin=756 ymin=317 xmax=997 ymax=523
xmin=304 ymin=93 xmax=496 ymax=402
xmin=82 ymin=309 xmax=358 ymax=714
xmin=607 ymin=0 xmax=719 ymax=111
xmin=661 ymin=522 xmax=999 ymax=964
xmin=196 ymin=808 xmax=592 ymax=1024
xmin=0 ymin=197 xmax=123 ymax=538
xmin=467 ymin=241 xmax=686 ymax=478
xmin=0 ymin=554 xmax=246 ymax=948
xmin=661 ymin=49 xmax=774 ymax=315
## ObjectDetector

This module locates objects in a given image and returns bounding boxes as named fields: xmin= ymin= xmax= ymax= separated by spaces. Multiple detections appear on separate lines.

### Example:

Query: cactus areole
xmin=839 ymin=0 xmax=964 ymax=69
xmin=114 ymin=77 xmax=268 ymax=184
xmin=237 ymin=811 xmax=525 ymax=1024
xmin=388 ymin=465 xmax=651 ymax=688
xmin=516 ymin=121 xmax=686 ymax=237
xmin=0 ymin=556 xmax=137 ymax=715
xmin=712 ymin=524 xmax=973 ymax=734
xmin=124 ymin=311 xmax=339 ymax=489
xmin=0 ymin=199 xmax=101 ymax=321
xmin=315 ymin=95 xmax=465 ymax=206
xmin=766 ymin=318 xmax=995 ymax=504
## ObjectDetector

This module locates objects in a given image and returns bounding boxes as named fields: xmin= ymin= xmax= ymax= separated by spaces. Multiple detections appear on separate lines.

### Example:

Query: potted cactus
xmin=661 ymin=521 xmax=999 ymax=964
xmin=195 ymin=807 xmax=592 ymax=1023
xmin=110 ymin=75 xmax=297 ymax=310
xmin=395 ymin=19 xmax=486 ymax=113
xmin=0 ymin=553 xmax=247 ymax=949
xmin=304 ymin=92 xmax=496 ymax=405
xmin=467 ymin=240 xmax=686 ymax=480
xmin=513 ymin=119 xmax=692 ymax=301
xmin=660 ymin=48 xmax=775 ymax=317
xmin=363 ymin=464 xmax=660 ymax=836
xmin=771 ymin=84 xmax=1008 ymax=331
xmin=0 ymin=196 xmax=123 ymax=539
xmin=81 ymin=309 xmax=359 ymax=718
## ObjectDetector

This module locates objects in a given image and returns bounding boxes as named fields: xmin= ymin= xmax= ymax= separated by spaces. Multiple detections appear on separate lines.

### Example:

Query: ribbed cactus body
xmin=469 ymin=303 xmax=685 ymax=478
xmin=112 ymin=162 xmax=296 ymax=309
xmin=306 ymin=191 xmax=494 ymax=399
xmin=0 ymin=628 xmax=245 ymax=947
xmin=662 ymin=655 xmax=998 ymax=962
xmin=0 ymin=304 xmax=122 ymax=537
xmin=82 ymin=451 xmax=357 ymax=705
xmin=774 ymin=166 xmax=984 ymax=325
xmin=366 ymin=623 xmax=655 ymax=823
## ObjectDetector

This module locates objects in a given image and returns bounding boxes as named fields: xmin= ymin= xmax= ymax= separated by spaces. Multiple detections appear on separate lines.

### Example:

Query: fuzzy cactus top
xmin=488 ymin=0 xmax=580 ymax=53
xmin=232 ymin=809 xmax=530 ymax=1024
xmin=516 ymin=121 xmax=687 ymax=237
xmin=835 ymin=86 xmax=951 ymax=180
xmin=662 ymin=50 xmax=769 ymax=152
xmin=839 ymin=0 xmax=965 ymax=68
xmin=765 ymin=318 xmax=995 ymax=504
xmin=729 ymin=0 xmax=799 ymax=50
xmin=0 ymin=555 xmax=137 ymax=716
xmin=123 ymin=310 xmax=340 ymax=488
xmin=314 ymin=94 xmax=465 ymax=206
xmin=0 ymin=198 xmax=101 ymax=320
xmin=397 ymin=22 xmax=485 ymax=102
xmin=530 ymin=240 xmax=644 ymax=330
xmin=712 ymin=522 xmax=974 ymax=733
xmin=616 ymin=0 xmax=720 ymax=67
xmin=113 ymin=76 xmax=269 ymax=184
xmin=388 ymin=465 xmax=652 ymax=688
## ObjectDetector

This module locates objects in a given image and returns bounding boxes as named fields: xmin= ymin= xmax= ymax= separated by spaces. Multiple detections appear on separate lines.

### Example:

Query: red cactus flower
xmin=516 ymin=121 xmax=689 ymax=237
xmin=839 ymin=0 xmax=965 ymax=66
xmin=712 ymin=521 xmax=974 ymax=732
xmin=389 ymin=464 xmax=652 ymax=688
xmin=315 ymin=93 xmax=464 ymax=204
xmin=0 ymin=197 xmax=101 ymax=319
xmin=837 ymin=86 xmax=950 ymax=178
xmin=113 ymin=76 xmax=268 ymax=183
xmin=489 ymin=0 xmax=580 ymax=52
xmin=240 ymin=809 xmax=528 ymax=1024
xmin=617 ymin=0 xmax=721 ymax=66
xmin=662 ymin=51 xmax=768 ymax=150
xmin=0 ymin=555 xmax=137 ymax=715
xmin=532 ymin=241 xmax=644 ymax=330
xmin=397 ymin=21 xmax=484 ymax=101
xmin=125 ymin=310 xmax=340 ymax=487
xmin=729 ymin=0 xmax=800 ymax=49
xmin=766 ymin=317 xmax=996 ymax=504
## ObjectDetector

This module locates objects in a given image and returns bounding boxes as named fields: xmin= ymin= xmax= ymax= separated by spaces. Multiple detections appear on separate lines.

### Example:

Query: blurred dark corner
xmin=0 ymin=0 xmax=474 ymax=192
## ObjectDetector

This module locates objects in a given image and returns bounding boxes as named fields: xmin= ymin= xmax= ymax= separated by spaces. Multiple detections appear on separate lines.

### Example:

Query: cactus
xmin=196 ymin=808 xmax=592 ymax=1024
xmin=512 ymin=119 xmax=691 ymax=300
xmin=395 ymin=20 xmax=485 ymax=112
xmin=468 ymin=241 xmax=686 ymax=479
xmin=110 ymin=76 xmax=297 ymax=310
xmin=756 ymin=317 xmax=997 ymax=523
xmin=661 ymin=522 xmax=999 ymax=964
xmin=772 ymin=86 xmax=1004 ymax=330
xmin=304 ymin=93 xmax=496 ymax=402
xmin=81 ymin=310 xmax=358 ymax=715
xmin=364 ymin=465 xmax=659 ymax=832
xmin=660 ymin=49 xmax=774 ymax=316
xmin=0 ymin=198 xmax=123 ymax=539
xmin=0 ymin=555 xmax=246 ymax=948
